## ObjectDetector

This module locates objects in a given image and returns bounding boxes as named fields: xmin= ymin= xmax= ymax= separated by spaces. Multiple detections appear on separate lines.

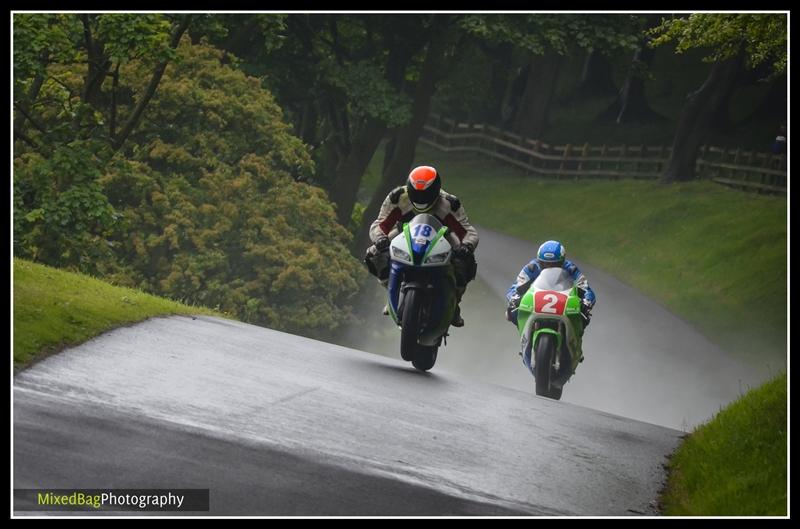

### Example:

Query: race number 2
xmin=534 ymin=291 xmax=567 ymax=315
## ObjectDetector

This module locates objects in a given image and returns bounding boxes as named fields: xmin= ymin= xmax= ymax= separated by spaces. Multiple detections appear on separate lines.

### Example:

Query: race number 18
xmin=412 ymin=224 xmax=433 ymax=238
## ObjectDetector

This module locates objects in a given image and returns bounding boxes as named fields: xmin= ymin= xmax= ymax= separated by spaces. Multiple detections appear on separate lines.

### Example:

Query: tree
xmin=459 ymin=14 xmax=641 ymax=138
xmin=13 ymin=14 xmax=76 ymax=149
xmin=13 ymin=13 xmax=193 ymax=272
xmin=650 ymin=14 xmax=787 ymax=183
xmin=105 ymin=40 xmax=364 ymax=334
xmin=597 ymin=15 xmax=665 ymax=124
xmin=353 ymin=15 xmax=459 ymax=254
xmin=13 ymin=13 xmax=191 ymax=153
xmin=571 ymin=48 xmax=618 ymax=101
xmin=213 ymin=14 xmax=421 ymax=229
xmin=14 ymin=20 xmax=366 ymax=336
xmin=353 ymin=15 xmax=453 ymax=255
xmin=431 ymin=38 xmax=515 ymax=125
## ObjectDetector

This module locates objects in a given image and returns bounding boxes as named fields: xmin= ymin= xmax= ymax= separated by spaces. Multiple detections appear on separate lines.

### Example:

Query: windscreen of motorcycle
xmin=532 ymin=267 xmax=573 ymax=292
xmin=407 ymin=214 xmax=444 ymax=261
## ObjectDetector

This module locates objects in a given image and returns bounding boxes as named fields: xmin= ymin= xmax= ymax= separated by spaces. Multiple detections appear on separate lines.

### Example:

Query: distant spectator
xmin=772 ymin=125 xmax=787 ymax=155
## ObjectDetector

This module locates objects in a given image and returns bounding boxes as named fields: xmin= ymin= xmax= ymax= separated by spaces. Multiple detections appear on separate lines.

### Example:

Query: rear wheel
xmin=534 ymin=333 xmax=561 ymax=400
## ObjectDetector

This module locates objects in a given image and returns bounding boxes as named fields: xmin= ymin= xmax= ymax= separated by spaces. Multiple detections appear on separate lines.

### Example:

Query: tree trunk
xmin=220 ymin=17 xmax=262 ymax=57
xmin=661 ymin=55 xmax=744 ymax=183
xmin=298 ymin=100 xmax=319 ymax=146
xmin=513 ymin=51 xmax=562 ymax=139
xmin=382 ymin=133 xmax=397 ymax=175
xmin=81 ymin=15 xmax=111 ymax=109
xmin=353 ymin=28 xmax=448 ymax=254
xmin=329 ymin=117 xmax=388 ymax=226
xmin=501 ymin=63 xmax=528 ymax=128
xmin=319 ymin=114 xmax=342 ymax=187
xmin=706 ymin=64 xmax=747 ymax=132
xmin=571 ymin=49 xmax=617 ymax=100
xmin=473 ymin=40 xmax=514 ymax=124
xmin=602 ymin=45 xmax=663 ymax=124
xmin=598 ymin=17 xmax=663 ymax=124
xmin=13 ymin=67 xmax=46 ymax=143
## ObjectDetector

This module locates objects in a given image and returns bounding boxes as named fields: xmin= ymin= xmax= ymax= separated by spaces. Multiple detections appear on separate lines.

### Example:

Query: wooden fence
xmin=420 ymin=114 xmax=787 ymax=195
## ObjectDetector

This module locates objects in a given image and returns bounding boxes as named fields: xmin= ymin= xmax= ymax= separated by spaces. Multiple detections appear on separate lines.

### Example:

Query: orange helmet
xmin=406 ymin=166 xmax=441 ymax=212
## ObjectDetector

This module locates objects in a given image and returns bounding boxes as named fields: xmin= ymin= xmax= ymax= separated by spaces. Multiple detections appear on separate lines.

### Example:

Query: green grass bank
xmin=13 ymin=258 xmax=223 ymax=370
xmin=660 ymin=372 xmax=787 ymax=516
xmin=362 ymin=143 xmax=786 ymax=364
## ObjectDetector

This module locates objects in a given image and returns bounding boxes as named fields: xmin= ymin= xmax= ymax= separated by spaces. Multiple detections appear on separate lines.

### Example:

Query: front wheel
xmin=534 ymin=333 xmax=562 ymax=400
xmin=400 ymin=289 xmax=423 ymax=362
xmin=412 ymin=344 xmax=438 ymax=371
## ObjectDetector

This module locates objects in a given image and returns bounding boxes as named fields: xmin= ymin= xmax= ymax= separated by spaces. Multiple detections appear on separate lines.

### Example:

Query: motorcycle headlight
xmin=425 ymin=252 xmax=449 ymax=264
xmin=391 ymin=246 xmax=411 ymax=262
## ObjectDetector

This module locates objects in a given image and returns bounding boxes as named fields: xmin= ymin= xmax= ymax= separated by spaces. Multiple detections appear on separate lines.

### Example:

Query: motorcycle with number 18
xmin=386 ymin=213 xmax=457 ymax=372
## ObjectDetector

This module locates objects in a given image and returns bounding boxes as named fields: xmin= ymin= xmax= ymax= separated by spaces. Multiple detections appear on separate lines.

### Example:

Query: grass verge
xmin=13 ymin=257 xmax=224 ymax=370
xmin=659 ymin=372 xmax=787 ymax=516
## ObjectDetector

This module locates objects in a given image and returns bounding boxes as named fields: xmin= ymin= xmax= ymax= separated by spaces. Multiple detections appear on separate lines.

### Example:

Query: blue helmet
xmin=537 ymin=240 xmax=566 ymax=267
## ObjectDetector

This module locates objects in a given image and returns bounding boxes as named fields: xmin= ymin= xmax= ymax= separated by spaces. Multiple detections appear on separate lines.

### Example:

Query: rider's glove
xmin=580 ymin=299 xmax=592 ymax=326
xmin=505 ymin=306 xmax=517 ymax=322
xmin=374 ymin=236 xmax=391 ymax=252
xmin=506 ymin=294 xmax=521 ymax=322
xmin=453 ymin=242 xmax=474 ymax=259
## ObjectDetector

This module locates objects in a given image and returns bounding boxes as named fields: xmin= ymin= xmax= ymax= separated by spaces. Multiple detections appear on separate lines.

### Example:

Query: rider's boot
xmin=451 ymin=303 xmax=464 ymax=327
xmin=451 ymin=285 xmax=466 ymax=327
xmin=379 ymin=279 xmax=389 ymax=316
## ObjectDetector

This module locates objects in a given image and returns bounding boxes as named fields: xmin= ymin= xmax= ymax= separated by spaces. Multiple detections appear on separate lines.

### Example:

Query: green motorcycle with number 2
xmin=516 ymin=267 xmax=586 ymax=400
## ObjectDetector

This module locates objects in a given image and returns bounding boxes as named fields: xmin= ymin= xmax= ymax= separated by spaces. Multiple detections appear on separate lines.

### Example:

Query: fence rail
xmin=421 ymin=114 xmax=787 ymax=194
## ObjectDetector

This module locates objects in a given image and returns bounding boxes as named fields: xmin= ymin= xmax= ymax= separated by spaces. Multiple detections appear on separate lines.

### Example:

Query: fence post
xmin=636 ymin=144 xmax=645 ymax=176
xmin=731 ymin=147 xmax=741 ymax=182
xmin=701 ymin=145 xmax=725 ymax=180
xmin=695 ymin=144 xmax=705 ymax=179
xmin=490 ymin=124 xmax=499 ymax=158
xmin=518 ymin=134 xmax=527 ymax=164
xmin=618 ymin=144 xmax=627 ymax=179
xmin=532 ymin=139 xmax=541 ymax=175
xmin=745 ymin=150 xmax=755 ymax=184
xmin=577 ymin=142 xmax=589 ymax=177
xmin=658 ymin=144 xmax=666 ymax=175
xmin=600 ymin=144 xmax=608 ymax=177
xmin=559 ymin=143 xmax=572 ymax=179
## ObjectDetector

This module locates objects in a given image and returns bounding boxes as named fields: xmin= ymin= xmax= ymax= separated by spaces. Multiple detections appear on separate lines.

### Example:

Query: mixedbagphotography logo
xmin=14 ymin=489 xmax=210 ymax=512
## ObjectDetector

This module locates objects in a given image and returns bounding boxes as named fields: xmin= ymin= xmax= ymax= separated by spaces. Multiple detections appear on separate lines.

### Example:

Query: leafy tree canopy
xmin=459 ymin=14 xmax=642 ymax=56
xmin=649 ymin=14 xmax=787 ymax=74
